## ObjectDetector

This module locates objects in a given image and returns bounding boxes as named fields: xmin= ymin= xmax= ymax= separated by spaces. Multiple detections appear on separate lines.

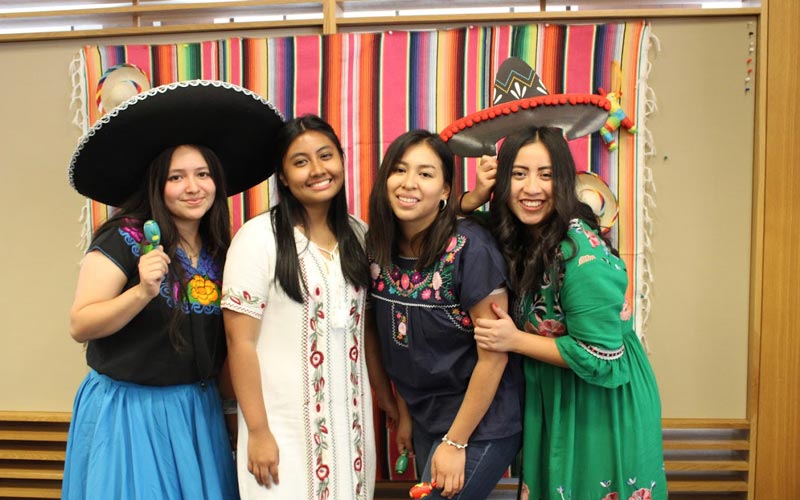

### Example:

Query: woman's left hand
xmin=473 ymin=303 xmax=520 ymax=353
xmin=431 ymin=444 xmax=465 ymax=498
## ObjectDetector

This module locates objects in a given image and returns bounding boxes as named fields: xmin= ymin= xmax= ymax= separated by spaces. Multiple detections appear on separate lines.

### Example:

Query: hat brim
xmin=70 ymin=80 xmax=285 ymax=206
xmin=441 ymin=94 xmax=611 ymax=157
xmin=576 ymin=171 xmax=619 ymax=232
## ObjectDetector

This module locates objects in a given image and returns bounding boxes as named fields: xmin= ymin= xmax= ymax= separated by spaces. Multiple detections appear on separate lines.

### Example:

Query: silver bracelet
xmin=441 ymin=434 xmax=468 ymax=450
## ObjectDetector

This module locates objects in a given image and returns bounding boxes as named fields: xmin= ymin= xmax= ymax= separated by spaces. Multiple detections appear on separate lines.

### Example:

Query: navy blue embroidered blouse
xmin=369 ymin=218 xmax=522 ymax=440
xmin=85 ymin=224 xmax=226 ymax=386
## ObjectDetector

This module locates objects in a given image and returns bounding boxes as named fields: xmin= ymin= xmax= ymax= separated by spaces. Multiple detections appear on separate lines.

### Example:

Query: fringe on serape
xmin=635 ymin=26 xmax=661 ymax=352
xmin=69 ymin=50 xmax=94 ymax=253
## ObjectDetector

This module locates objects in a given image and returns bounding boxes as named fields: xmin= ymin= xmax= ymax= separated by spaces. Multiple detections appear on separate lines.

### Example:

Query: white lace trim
xmin=369 ymin=292 xmax=458 ymax=310
xmin=576 ymin=340 xmax=625 ymax=361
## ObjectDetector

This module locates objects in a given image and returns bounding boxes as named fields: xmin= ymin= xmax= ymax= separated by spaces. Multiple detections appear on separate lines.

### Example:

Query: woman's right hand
xmin=396 ymin=410 xmax=414 ymax=459
xmin=473 ymin=155 xmax=497 ymax=204
xmin=473 ymin=303 xmax=521 ymax=353
xmin=137 ymin=246 xmax=170 ymax=298
xmin=247 ymin=427 xmax=280 ymax=488
xmin=459 ymin=155 xmax=497 ymax=214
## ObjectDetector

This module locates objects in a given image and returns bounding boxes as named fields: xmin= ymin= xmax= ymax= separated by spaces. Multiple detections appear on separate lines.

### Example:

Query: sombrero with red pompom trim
xmin=440 ymin=57 xmax=611 ymax=157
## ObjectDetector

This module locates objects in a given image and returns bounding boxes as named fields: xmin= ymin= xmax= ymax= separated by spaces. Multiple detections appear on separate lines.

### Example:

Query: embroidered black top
xmin=85 ymin=225 xmax=226 ymax=386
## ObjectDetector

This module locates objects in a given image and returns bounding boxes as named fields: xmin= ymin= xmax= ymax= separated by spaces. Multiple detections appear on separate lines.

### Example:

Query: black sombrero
xmin=69 ymin=80 xmax=285 ymax=206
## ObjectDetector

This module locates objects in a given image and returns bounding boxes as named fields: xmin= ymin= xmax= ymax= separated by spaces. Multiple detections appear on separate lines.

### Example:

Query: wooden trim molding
xmin=0 ymin=5 xmax=761 ymax=43
xmin=753 ymin=0 xmax=800 ymax=497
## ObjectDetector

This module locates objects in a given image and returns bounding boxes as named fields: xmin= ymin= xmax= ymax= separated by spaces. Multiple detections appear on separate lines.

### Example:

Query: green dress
xmin=516 ymin=219 xmax=666 ymax=500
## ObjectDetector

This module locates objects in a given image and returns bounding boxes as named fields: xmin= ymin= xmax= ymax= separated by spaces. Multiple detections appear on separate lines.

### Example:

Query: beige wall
xmin=646 ymin=18 xmax=754 ymax=417
xmin=1 ymin=40 xmax=88 ymax=410
xmin=0 ymin=18 xmax=755 ymax=416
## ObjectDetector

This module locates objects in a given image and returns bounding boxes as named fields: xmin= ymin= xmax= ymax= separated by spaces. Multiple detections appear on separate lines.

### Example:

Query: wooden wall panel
xmin=754 ymin=0 xmax=800 ymax=497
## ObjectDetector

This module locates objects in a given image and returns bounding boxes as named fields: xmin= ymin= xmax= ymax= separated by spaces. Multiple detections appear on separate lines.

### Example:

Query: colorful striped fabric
xmin=73 ymin=20 xmax=653 ymax=481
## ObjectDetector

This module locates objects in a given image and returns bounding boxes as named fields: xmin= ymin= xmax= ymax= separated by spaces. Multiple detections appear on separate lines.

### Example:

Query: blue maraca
xmin=141 ymin=220 xmax=161 ymax=254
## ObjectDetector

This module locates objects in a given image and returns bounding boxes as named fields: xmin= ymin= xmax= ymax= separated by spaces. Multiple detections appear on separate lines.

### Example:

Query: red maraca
xmin=409 ymin=481 xmax=435 ymax=499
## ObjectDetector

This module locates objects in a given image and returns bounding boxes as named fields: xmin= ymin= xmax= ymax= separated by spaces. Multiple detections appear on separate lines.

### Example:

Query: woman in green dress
xmin=470 ymin=126 xmax=666 ymax=500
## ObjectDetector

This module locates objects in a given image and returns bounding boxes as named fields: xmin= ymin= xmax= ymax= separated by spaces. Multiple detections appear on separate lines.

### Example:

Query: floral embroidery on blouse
xmin=519 ymin=219 xmax=629 ymax=338
xmin=119 ymin=226 xmax=144 ymax=257
xmin=188 ymin=275 xmax=220 ymax=305
xmin=222 ymin=288 xmax=266 ymax=311
xmin=516 ymin=245 xmax=566 ymax=335
xmin=307 ymin=282 xmax=332 ymax=500
xmin=371 ymin=235 xmax=466 ymax=302
xmin=450 ymin=307 xmax=472 ymax=328
xmin=167 ymin=247 xmax=222 ymax=314
xmin=303 ymin=271 xmax=368 ymax=499
xmin=346 ymin=289 xmax=367 ymax=497
xmin=394 ymin=310 xmax=409 ymax=344
xmin=116 ymin=227 xmax=222 ymax=315
xmin=537 ymin=318 xmax=566 ymax=338
xmin=569 ymin=219 xmax=613 ymax=259
xmin=387 ymin=303 xmax=473 ymax=347
xmin=375 ymin=236 xmax=474 ymax=346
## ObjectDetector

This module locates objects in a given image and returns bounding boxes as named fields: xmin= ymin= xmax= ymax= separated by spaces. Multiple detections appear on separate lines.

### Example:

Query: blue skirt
xmin=62 ymin=370 xmax=239 ymax=500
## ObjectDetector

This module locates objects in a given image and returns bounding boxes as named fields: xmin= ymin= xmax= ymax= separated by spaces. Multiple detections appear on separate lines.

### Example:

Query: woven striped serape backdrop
xmin=71 ymin=20 xmax=656 ymax=481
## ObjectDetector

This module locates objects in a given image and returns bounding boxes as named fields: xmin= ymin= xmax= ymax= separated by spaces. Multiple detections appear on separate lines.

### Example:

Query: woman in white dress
xmin=221 ymin=115 xmax=396 ymax=500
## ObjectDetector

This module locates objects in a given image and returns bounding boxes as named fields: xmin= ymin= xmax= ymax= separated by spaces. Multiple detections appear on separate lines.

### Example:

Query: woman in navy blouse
xmin=367 ymin=130 xmax=522 ymax=499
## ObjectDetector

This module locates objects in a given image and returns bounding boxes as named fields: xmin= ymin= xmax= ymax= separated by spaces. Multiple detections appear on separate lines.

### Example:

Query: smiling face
xmin=386 ymin=142 xmax=451 ymax=238
xmin=507 ymin=141 xmax=555 ymax=229
xmin=279 ymin=130 xmax=345 ymax=210
xmin=162 ymin=145 xmax=217 ymax=224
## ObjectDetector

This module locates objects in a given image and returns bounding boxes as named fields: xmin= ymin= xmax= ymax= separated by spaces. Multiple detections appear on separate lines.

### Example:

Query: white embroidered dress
xmin=221 ymin=213 xmax=375 ymax=500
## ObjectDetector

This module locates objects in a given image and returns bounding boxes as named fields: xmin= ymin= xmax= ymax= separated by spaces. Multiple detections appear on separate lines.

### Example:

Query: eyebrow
xmin=397 ymin=160 xmax=438 ymax=170
xmin=168 ymin=165 xmax=209 ymax=173
xmin=512 ymin=165 xmax=552 ymax=170
xmin=289 ymin=145 xmax=333 ymax=160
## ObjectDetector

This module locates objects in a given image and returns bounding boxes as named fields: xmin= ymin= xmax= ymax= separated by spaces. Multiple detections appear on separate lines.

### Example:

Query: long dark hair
xmin=367 ymin=129 xmax=457 ymax=270
xmin=271 ymin=114 xmax=369 ymax=303
xmin=92 ymin=144 xmax=231 ymax=349
xmin=489 ymin=127 xmax=613 ymax=297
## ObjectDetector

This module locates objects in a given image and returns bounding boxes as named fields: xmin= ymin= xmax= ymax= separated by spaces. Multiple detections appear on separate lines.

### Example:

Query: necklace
xmin=180 ymin=243 xmax=201 ymax=263
xmin=317 ymin=242 xmax=339 ymax=261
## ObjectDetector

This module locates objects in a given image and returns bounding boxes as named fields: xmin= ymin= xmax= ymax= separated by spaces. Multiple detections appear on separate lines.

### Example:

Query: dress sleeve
xmin=88 ymin=226 xmax=143 ymax=279
xmin=456 ymin=220 xmax=509 ymax=311
xmin=554 ymin=226 xmax=631 ymax=388
xmin=221 ymin=215 xmax=272 ymax=320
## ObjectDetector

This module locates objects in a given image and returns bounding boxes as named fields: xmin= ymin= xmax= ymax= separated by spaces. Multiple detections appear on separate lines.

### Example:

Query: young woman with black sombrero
xmin=64 ymin=79 xmax=284 ymax=500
